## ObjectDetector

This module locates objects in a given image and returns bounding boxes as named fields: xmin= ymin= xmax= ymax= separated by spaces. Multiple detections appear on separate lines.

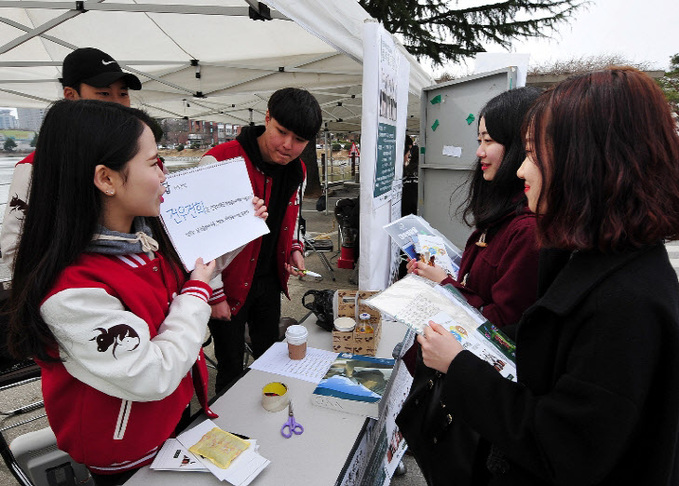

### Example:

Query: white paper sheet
xmin=248 ymin=342 xmax=339 ymax=384
xmin=442 ymin=145 xmax=462 ymax=157
xmin=176 ymin=420 xmax=269 ymax=485
xmin=160 ymin=158 xmax=269 ymax=271
xmin=150 ymin=439 xmax=208 ymax=472
xmin=365 ymin=275 xmax=518 ymax=381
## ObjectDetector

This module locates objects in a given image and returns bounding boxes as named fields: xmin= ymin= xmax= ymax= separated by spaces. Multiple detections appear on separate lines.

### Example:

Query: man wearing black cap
xmin=60 ymin=47 xmax=142 ymax=104
xmin=0 ymin=47 xmax=142 ymax=269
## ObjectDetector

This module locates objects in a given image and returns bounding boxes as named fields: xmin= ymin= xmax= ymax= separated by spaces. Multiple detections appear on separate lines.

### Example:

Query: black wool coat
xmin=439 ymin=243 xmax=679 ymax=485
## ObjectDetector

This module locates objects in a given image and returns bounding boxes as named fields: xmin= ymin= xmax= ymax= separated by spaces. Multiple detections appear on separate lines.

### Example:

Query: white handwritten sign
xmin=160 ymin=157 xmax=269 ymax=271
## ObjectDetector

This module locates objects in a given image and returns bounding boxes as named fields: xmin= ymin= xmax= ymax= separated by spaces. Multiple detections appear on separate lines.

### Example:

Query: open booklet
xmin=365 ymin=274 xmax=517 ymax=381
xmin=383 ymin=214 xmax=463 ymax=279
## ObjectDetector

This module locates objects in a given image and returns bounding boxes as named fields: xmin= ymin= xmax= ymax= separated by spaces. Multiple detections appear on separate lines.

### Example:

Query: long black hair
xmin=6 ymin=99 xmax=179 ymax=361
xmin=459 ymin=87 xmax=541 ymax=229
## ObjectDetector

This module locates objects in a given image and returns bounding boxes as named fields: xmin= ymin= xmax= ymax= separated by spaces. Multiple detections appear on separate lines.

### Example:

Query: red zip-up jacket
xmin=39 ymin=251 xmax=215 ymax=474
xmin=200 ymin=141 xmax=305 ymax=315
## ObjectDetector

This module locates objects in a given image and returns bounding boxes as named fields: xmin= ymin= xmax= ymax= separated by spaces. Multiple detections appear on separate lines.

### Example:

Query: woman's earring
xmin=107 ymin=190 xmax=114 ymax=195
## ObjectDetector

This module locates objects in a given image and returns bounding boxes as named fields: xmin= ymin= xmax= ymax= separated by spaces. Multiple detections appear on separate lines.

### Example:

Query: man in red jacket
xmin=200 ymin=88 xmax=322 ymax=393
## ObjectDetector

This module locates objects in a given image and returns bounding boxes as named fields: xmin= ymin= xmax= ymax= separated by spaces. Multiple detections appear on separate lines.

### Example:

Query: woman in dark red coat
xmin=408 ymin=87 xmax=541 ymax=330
xmin=399 ymin=87 xmax=542 ymax=486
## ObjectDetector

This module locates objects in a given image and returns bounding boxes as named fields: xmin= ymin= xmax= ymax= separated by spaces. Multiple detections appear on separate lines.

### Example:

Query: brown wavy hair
xmin=524 ymin=67 xmax=679 ymax=252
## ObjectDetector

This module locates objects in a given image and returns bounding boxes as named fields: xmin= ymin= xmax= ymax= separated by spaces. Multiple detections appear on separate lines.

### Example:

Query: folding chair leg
xmin=303 ymin=236 xmax=336 ymax=281
xmin=0 ymin=431 xmax=34 ymax=486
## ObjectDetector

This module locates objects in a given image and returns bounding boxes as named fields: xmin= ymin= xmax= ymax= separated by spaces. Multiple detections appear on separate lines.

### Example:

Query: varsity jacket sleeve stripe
xmin=206 ymin=242 xmax=249 ymax=305
xmin=181 ymin=280 xmax=211 ymax=302
xmin=41 ymin=284 xmax=212 ymax=402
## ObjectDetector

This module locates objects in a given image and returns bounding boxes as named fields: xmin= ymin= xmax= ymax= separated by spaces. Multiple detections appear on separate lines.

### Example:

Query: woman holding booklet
xmin=399 ymin=87 xmax=542 ymax=486
xmin=407 ymin=87 xmax=541 ymax=329
xmin=405 ymin=67 xmax=679 ymax=485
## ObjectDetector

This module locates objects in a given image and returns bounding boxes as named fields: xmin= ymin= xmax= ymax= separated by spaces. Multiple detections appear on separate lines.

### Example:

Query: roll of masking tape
xmin=261 ymin=382 xmax=290 ymax=412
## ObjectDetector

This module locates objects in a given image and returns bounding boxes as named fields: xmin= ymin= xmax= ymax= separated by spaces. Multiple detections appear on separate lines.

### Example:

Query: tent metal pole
xmin=324 ymin=131 xmax=329 ymax=216
xmin=0 ymin=2 xmax=290 ymax=19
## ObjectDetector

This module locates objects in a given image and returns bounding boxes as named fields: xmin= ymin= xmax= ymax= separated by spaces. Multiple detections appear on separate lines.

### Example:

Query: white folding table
xmin=125 ymin=314 xmax=408 ymax=486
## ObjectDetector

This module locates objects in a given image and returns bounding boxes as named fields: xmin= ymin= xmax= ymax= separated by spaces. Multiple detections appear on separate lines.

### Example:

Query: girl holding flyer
xmin=5 ymin=100 xmax=262 ymax=484
xmin=400 ymin=86 xmax=542 ymax=486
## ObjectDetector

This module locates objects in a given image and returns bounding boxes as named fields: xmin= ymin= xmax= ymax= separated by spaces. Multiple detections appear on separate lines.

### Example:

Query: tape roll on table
xmin=261 ymin=382 xmax=290 ymax=412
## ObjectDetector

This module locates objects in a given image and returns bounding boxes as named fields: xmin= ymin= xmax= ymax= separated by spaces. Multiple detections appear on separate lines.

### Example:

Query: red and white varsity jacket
xmin=39 ymin=251 xmax=216 ymax=474
xmin=0 ymin=151 xmax=33 ymax=269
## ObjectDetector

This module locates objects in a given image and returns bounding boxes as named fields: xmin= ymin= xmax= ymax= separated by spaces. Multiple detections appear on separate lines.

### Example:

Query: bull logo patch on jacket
xmin=91 ymin=325 xmax=140 ymax=358
xmin=9 ymin=194 xmax=28 ymax=217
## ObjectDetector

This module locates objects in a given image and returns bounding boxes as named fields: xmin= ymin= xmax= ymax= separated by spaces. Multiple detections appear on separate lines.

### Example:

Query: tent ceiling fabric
xmin=0 ymin=0 xmax=433 ymax=133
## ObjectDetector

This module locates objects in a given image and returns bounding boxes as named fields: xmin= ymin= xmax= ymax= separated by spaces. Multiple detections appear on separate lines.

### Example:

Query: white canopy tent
xmin=0 ymin=0 xmax=434 ymax=133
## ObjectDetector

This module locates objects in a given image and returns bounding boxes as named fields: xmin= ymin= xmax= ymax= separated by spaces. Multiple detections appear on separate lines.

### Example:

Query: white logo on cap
xmin=101 ymin=60 xmax=116 ymax=66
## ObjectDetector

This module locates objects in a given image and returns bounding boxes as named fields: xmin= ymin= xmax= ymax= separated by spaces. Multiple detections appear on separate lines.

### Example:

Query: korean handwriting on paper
xmin=164 ymin=195 xmax=253 ymax=238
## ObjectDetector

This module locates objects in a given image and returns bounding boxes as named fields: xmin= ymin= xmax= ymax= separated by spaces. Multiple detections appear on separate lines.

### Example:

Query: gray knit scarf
xmin=86 ymin=217 xmax=159 ymax=255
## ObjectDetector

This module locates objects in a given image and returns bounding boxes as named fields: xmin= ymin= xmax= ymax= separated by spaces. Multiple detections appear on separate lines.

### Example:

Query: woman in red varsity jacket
xmin=4 ymin=100 xmax=262 ymax=484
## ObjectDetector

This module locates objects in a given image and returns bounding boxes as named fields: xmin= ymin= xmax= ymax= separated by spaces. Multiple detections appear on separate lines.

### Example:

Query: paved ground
xmin=0 ymin=182 xmax=427 ymax=485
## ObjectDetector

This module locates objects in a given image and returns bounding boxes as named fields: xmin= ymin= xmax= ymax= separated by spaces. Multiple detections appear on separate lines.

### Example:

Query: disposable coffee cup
xmin=285 ymin=325 xmax=308 ymax=360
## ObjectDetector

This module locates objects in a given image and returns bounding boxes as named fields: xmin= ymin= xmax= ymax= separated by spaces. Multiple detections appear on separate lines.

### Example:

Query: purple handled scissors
xmin=281 ymin=402 xmax=304 ymax=438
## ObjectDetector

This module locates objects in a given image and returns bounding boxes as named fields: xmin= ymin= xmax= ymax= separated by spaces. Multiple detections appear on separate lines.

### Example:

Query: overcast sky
xmin=468 ymin=0 xmax=676 ymax=74
xmin=4 ymin=0 xmax=678 ymax=114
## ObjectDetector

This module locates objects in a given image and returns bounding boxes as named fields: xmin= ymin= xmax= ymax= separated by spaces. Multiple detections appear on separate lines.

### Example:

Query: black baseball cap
xmin=59 ymin=48 xmax=142 ymax=90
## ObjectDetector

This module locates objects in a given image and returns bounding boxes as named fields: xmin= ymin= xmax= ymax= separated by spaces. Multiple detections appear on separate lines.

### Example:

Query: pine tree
xmin=359 ymin=0 xmax=585 ymax=66
xmin=3 ymin=137 xmax=17 ymax=152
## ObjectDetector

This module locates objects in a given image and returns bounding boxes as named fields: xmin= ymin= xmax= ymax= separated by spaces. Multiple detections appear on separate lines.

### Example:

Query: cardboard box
xmin=331 ymin=289 xmax=382 ymax=356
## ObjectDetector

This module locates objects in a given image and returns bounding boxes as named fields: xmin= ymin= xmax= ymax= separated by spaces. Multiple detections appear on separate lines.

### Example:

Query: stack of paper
xmin=150 ymin=439 xmax=208 ymax=472
xmin=151 ymin=419 xmax=269 ymax=485
xmin=249 ymin=341 xmax=339 ymax=384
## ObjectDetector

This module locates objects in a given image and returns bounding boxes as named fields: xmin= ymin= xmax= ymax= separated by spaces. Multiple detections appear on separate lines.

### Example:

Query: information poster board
xmin=374 ymin=123 xmax=397 ymax=199
xmin=160 ymin=158 xmax=269 ymax=271
xmin=359 ymin=21 xmax=410 ymax=291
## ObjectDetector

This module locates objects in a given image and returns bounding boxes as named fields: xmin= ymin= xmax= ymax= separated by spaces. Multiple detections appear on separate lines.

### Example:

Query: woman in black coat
xmin=409 ymin=67 xmax=679 ymax=485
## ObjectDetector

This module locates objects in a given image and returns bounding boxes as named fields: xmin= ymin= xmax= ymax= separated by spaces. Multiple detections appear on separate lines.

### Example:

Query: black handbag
xmin=396 ymin=360 xmax=481 ymax=486
xmin=302 ymin=289 xmax=335 ymax=331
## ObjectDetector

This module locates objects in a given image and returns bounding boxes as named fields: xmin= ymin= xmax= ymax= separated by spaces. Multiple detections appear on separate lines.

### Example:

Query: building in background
xmin=16 ymin=107 xmax=45 ymax=132
xmin=0 ymin=109 xmax=17 ymax=130
xmin=185 ymin=120 xmax=240 ymax=148
xmin=156 ymin=118 xmax=243 ymax=150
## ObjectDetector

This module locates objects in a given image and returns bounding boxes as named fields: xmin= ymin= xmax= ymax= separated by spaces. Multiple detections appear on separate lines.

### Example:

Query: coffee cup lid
xmin=286 ymin=325 xmax=308 ymax=344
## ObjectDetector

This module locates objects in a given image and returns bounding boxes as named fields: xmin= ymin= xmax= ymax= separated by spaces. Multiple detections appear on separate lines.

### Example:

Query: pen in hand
xmin=291 ymin=266 xmax=322 ymax=279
